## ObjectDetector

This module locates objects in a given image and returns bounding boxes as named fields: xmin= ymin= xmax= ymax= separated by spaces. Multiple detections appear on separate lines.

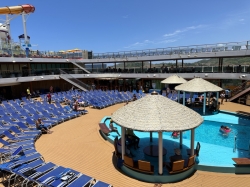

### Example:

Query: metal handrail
xmin=230 ymin=80 xmax=250 ymax=97
xmin=59 ymin=69 xmax=91 ymax=91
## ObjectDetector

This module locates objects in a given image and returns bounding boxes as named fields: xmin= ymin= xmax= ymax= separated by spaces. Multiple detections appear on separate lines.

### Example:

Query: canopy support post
xmin=203 ymin=92 xmax=206 ymax=114
xmin=158 ymin=131 xmax=163 ymax=175
xmin=190 ymin=128 xmax=195 ymax=156
xmin=177 ymin=90 xmax=180 ymax=103
xmin=150 ymin=132 xmax=153 ymax=142
xmin=183 ymin=91 xmax=185 ymax=105
xmin=121 ymin=127 xmax=125 ymax=160
xmin=216 ymin=92 xmax=219 ymax=105
xmin=179 ymin=131 xmax=183 ymax=149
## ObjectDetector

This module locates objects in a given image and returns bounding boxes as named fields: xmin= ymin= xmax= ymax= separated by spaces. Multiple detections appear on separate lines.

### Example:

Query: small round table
xmin=143 ymin=145 xmax=167 ymax=157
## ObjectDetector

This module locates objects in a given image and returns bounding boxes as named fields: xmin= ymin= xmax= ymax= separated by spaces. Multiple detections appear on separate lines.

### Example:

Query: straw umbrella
xmin=175 ymin=77 xmax=223 ymax=114
xmin=161 ymin=74 xmax=187 ymax=84
xmin=111 ymin=93 xmax=203 ymax=175
xmin=161 ymin=74 xmax=187 ymax=102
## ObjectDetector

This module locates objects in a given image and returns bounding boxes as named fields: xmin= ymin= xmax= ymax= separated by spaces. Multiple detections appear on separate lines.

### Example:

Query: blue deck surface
xmin=104 ymin=111 xmax=250 ymax=171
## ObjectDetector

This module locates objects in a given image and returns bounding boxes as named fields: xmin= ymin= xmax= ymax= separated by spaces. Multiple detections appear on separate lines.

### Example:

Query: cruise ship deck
xmin=0 ymin=101 xmax=244 ymax=187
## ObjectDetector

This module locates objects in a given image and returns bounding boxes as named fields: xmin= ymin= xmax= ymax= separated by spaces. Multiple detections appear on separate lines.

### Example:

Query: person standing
xmin=225 ymin=89 xmax=230 ymax=102
xmin=220 ymin=91 xmax=225 ymax=105
xmin=47 ymin=92 xmax=52 ymax=104
xmin=26 ymin=87 xmax=31 ymax=99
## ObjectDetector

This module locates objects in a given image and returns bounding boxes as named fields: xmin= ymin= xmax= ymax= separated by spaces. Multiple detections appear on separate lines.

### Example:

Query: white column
xmin=190 ymin=129 xmax=195 ymax=156
xmin=182 ymin=91 xmax=185 ymax=106
xmin=203 ymin=92 xmax=206 ymax=114
xmin=177 ymin=90 xmax=180 ymax=102
xmin=121 ymin=127 xmax=125 ymax=160
xmin=179 ymin=131 xmax=183 ymax=148
xmin=158 ymin=131 xmax=163 ymax=175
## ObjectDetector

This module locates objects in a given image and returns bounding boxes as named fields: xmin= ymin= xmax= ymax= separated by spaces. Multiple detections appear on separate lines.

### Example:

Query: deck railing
xmin=0 ymin=40 xmax=249 ymax=59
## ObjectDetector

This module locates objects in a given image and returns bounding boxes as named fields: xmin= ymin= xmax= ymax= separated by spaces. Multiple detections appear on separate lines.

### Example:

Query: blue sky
xmin=0 ymin=0 xmax=249 ymax=53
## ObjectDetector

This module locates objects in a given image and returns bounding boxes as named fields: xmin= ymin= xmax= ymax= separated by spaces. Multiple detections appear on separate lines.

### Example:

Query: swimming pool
xmin=104 ymin=111 xmax=250 ymax=167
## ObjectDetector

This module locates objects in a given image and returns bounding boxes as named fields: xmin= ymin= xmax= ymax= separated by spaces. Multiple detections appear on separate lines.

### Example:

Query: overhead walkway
xmin=229 ymin=80 xmax=250 ymax=102
xmin=59 ymin=69 xmax=90 ymax=91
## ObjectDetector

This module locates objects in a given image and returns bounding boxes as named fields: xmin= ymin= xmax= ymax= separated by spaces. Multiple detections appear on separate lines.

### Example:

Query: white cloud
xmin=122 ymin=15 xmax=129 ymax=19
xmin=239 ymin=18 xmax=245 ymax=22
xmin=163 ymin=25 xmax=205 ymax=37
xmin=124 ymin=39 xmax=177 ymax=49
xmin=124 ymin=40 xmax=153 ymax=49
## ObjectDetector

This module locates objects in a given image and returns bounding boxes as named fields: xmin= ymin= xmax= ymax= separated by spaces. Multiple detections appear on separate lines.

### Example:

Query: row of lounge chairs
xmin=0 ymin=98 xmax=112 ymax=186
xmin=42 ymin=89 xmax=145 ymax=109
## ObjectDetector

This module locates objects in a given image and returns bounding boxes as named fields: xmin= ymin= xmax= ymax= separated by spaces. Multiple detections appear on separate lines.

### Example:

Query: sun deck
xmin=2 ymin=101 xmax=246 ymax=187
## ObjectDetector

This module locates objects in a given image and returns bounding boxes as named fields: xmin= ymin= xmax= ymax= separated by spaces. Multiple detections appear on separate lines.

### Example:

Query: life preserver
xmin=220 ymin=128 xmax=231 ymax=133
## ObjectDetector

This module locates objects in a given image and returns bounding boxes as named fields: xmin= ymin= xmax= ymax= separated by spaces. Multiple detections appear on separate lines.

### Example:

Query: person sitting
xmin=132 ymin=94 xmax=137 ymax=101
xmin=73 ymin=99 xmax=79 ymax=111
xmin=117 ymin=138 xmax=133 ymax=157
xmin=171 ymin=131 xmax=180 ymax=139
xmin=169 ymin=148 xmax=183 ymax=167
xmin=36 ymin=118 xmax=53 ymax=134
xmin=126 ymin=128 xmax=140 ymax=149
xmin=109 ymin=120 xmax=120 ymax=136
xmin=209 ymin=98 xmax=217 ymax=111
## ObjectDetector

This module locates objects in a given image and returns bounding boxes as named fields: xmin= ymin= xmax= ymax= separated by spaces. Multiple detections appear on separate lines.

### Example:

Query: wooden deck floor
xmin=2 ymin=101 xmax=250 ymax=187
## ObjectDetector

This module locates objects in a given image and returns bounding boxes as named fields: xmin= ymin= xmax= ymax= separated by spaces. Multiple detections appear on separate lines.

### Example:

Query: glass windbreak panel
xmin=104 ymin=63 xmax=115 ymax=73
xmin=65 ymin=63 xmax=69 ymax=68
xmin=13 ymin=64 xmax=19 ymax=71
xmin=158 ymin=60 xmax=176 ymax=73
xmin=60 ymin=64 xmax=65 ymax=68
xmin=125 ymin=62 xmax=140 ymax=73
xmin=36 ymin=64 xmax=42 ymax=70
xmin=223 ymin=57 xmax=250 ymax=73
xmin=41 ymin=64 xmax=46 ymax=70
xmin=55 ymin=63 xmax=60 ymax=69
xmin=151 ymin=61 xmax=163 ymax=73
xmin=47 ymin=63 xmax=52 ymax=70
xmin=92 ymin=63 xmax=102 ymax=73
xmin=31 ymin=64 xmax=36 ymax=71
xmin=213 ymin=66 xmax=219 ymax=73
xmin=203 ymin=66 xmax=212 ymax=72
xmin=84 ymin=63 xmax=93 ymax=72
xmin=116 ymin=62 xmax=123 ymax=73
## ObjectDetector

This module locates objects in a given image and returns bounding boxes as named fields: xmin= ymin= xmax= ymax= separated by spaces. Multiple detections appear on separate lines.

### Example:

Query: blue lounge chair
xmin=22 ymin=162 xmax=56 ymax=186
xmin=2 ymin=130 xmax=36 ymax=142
xmin=92 ymin=180 xmax=113 ymax=187
xmin=49 ymin=168 xmax=81 ymax=187
xmin=9 ymin=126 xmax=41 ymax=140
xmin=35 ymin=166 xmax=66 ymax=186
xmin=66 ymin=173 xmax=94 ymax=187
xmin=0 ymin=137 xmax=34 ymax=149
xmin=8 ymin=158 xmax=45 ymax=186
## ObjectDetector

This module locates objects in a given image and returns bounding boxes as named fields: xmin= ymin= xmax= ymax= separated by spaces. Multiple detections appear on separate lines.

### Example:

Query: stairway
xmin=59 ymin=69 xmax=90 ymax=91
xmin=229 ymin=80 xmax=250 ymax=102
xmin=69 ymin=59 xmax=90 ymax=74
